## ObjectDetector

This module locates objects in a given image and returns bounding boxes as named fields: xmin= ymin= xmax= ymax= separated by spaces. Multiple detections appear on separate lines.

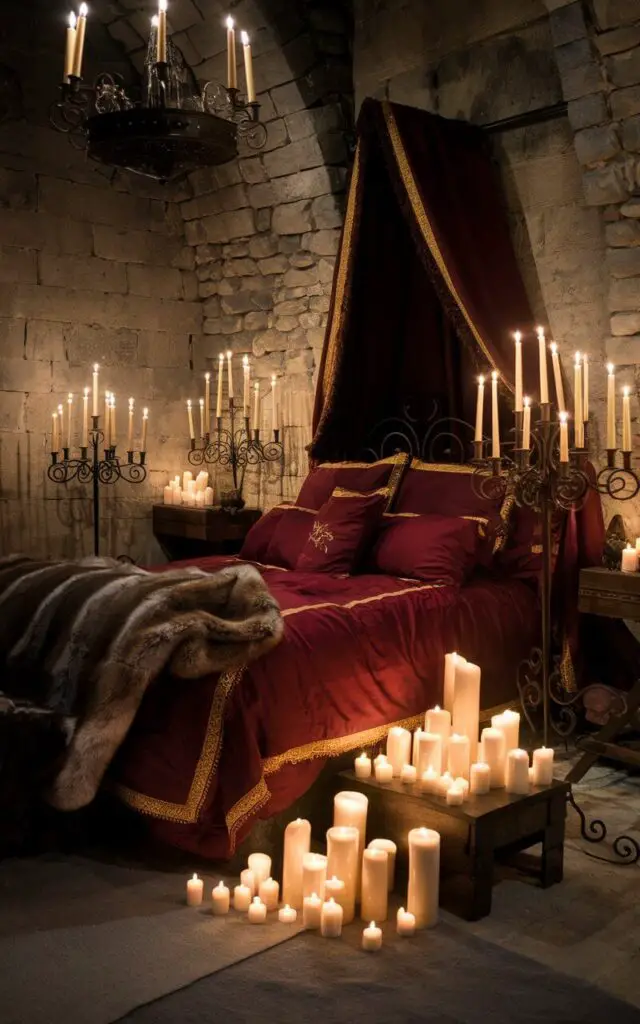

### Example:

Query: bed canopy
xmin=311 ymin=98 xmax=541 ymax=462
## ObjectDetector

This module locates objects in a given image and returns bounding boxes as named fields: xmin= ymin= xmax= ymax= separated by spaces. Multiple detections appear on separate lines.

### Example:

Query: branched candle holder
xmin=187 ymin=399 xmax=283 ymax=510
xmin=48 ymin=415 xmax=147 ymax=557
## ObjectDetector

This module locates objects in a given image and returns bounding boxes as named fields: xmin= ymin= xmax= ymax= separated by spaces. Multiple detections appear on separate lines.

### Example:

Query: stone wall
xmin=0 ymin=2 xmax=199 ymax=561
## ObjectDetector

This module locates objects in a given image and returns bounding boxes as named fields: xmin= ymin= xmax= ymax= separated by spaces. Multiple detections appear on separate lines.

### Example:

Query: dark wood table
xmin=317 ymin=770 xmax=569 ymax=920
xmin=152 ymin=504 xmax=261 ymax=561
xmin=569 ymin=566 xmax=640 ymax=783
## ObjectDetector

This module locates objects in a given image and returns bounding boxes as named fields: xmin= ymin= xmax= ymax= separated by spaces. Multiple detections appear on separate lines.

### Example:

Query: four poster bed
xmin=110 ymin=99 xmax=604 ymax=859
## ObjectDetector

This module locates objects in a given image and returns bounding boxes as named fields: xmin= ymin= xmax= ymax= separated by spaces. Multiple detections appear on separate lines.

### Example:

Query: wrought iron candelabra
xmin=48 ymin=416 xmax=147 ymax=557
xmin=188 ymin=399 xmax=283 ymax=510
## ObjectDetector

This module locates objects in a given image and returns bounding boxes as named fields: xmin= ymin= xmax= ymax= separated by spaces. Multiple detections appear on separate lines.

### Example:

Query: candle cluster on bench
xmin=183 ymin=796 xmax=440 ymax=952
xmin=355 ymin=652 xmax=554 ymax=804
xmin=163 ymin=470 xmax=214 ymax=507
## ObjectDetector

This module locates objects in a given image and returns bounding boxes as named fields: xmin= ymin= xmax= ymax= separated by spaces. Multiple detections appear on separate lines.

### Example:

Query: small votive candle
xmin=278 ymin=904 xmax=297 ymax=924
xmin=186 ymin=873 xmax=204 ymax=907
xmin=374 ymin=759 xmax=394 ymax=783
xmin=453 ymin=776 xmax=469 ymax=799
xmin=324 ymin=875 xmax=346 ymax=902
xmin=240 ymin=868 xmax=256 ymax=896
xmin=247 ymin=853 xmax=272 ymax=888
xmin=354 ymin=751 xmax=372 ymax=779
xmin=320 ymin=897 xmax=343 ymax=938
xmin=211 ymin=880 xmax=230 ymax=915
xmin=258 ymin=876 xmax=279 ymax=911
xmin=396 ymin=906 xmax=416 ymax=937
xmin=419 ymin=766 xmax=440 ymax=794
xmin=621 ymin=544 xmax=638 ymax=573
xmin=234 ymin=884 xmax=252 ymax=912
xmin=248 ymin=896 xmax=267 ymax=924
xmin=505 ymin=748 xmax=530 ymax=795
xmin=302 ymin=891 xmax=323 ymax=929
xmin=401 ymin=764 xmax=417 ymax=784
xmin=446 ymin=784 xmax=464 ymax=806
xmin=362 ymin=921 xmax=383 ymax=952
xmin=469 ymin=762 xmax=491 ymax=796
xmin=532 ymin=746 xmax=554 ymax=786
xmin=437 ymin=770 xmax=453 ymax=797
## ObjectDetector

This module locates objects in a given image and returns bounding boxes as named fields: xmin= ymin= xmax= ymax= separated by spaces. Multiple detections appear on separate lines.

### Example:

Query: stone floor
xmin=457 ymin=754 xmax=640 ymax=1009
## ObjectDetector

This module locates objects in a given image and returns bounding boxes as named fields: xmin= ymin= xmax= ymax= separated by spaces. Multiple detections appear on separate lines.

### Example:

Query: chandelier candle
xmin=141 ymin=408 xmax=148 ymax=453
xmin=282 ymin=818 xmax=311 ymax=909
xmin=204 ymin=373 xmax=211 ymax=434
xmin=226 ymin=350 xmax=234 ymax=405
xmin=242 ymin=355 xmax=250 ymax=418
xmin=537 ymin=326 xmax=549 ymax=404
xmin=92 ymin=363 xmax=99 ymax=417
xmin=199 ymin=398 xmax=205 ymax=439
xmin=82 ymin=388 xmax=89 ymax=448
xmin=583 ymin=353 xmax=589 ymax=423
xmin=127 ymin=397 xmax=134 ymax=452
xmin=157 ymin=0 xmax=167 ymax=63
xmin=607 ymin=364 xmax=616 ymax=449
xmin=559 ymin=412 xmax=569 ymax=463
xmin=64 ymin=12 xmax=76 ymax=81
xmin=186 ymin=873 xmax=203 ymax=907
xmin=226 ymin=16 xmax=237 ymax=90
xmin=326 ymin=825 xmax=359 ymax=923
xmin=622 ymin=386 xmax=632 ymax=453
xmin=407 ymin=827 xmax=440 ymax=929
xmin=361 ymin=848 xmax=388 ymax=922
xmin=252 ymin=381 xmax=260 ymax=432
xmin=550 ymin=342 xmax=565 ymax=412
xmin=386 ymin=726 xmax=411 ymax=776
xmin=368 ymin=838 xmax=397 ymax=892
xmin=452 ymin=658 xmax=481 ymax=761
xmin=110 ymin=395 xmax=117 ymax=448
xmin=514 ymin=331 xmax=523 ymax=413
xmin=72 ymin=2 xmax=88 ymax=78
xmin=211 ymin=881 xmax=230 ymax=915
xmin=354 ymin=752 xmax=372 ymax=779
xmin=186 ymin=400 xmax=195 ymax=441
xmin=480 ymin=727 xmax=506 ymax=788
xmin=52 ymin=412 xmax=59 ymax=453
xmin=271 ymin=375 xmax=278 ymax=433
xmin=474 ymin=376 xmax=484 ymax=443
xmin=241 ymin=31 xmax=256 ymax=103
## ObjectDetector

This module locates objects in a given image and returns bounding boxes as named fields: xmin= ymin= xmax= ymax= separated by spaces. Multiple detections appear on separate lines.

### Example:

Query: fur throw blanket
xmin=0 ymin=555 xmax=283 ymax=814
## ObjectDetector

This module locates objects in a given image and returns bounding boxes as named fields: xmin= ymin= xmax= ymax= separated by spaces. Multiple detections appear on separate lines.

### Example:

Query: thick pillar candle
xmin=211 ymin=881 xmax=230 ymax=915
xmin=320 ymin=897 xmax=343 ymax=938
xmin=491 ymin=370 xmax=500 ymax=459
xmin=282 ymin=817 xmax=311 ymax=909
xmin=491 ymin=710 xmax=520 ymax=755
xmin=537 ymin=326 xmax=549 ymax=403
xmin=368 ymin=838 xmax=396 ymax=892
xmin=559 ymin=411 xmax=569 ymax=462
xmin=416 ymin=731 xmax=442 ymax=777
xmin=326 ymin=825 xmax=359 ymax=923
xmin=480 ymin=727 xmax=506 ymax=788
xmin=258 ymin=877 xmax=279 ymax=912
xmin=354 ymin=752 xmax=371 ymax=779
xmin=302 ymin=852 xmax=327 ymax=900
xmin=425 ymin=706 xmax=451 ymax=750
xmin=412 ymin=727 xmax=425 ymax=766
xmin=333 ymin=791 xmax=368 ymax=892
xmin=241 ymin=30 xmax=256 ymax=102
xmin=514 ymin=331 xmax=523 ymax=413
xmin=550 ymin=342 xmax=565 ymax=412
xmin=622 ymin=386 xmax=632 ymax=452
xmin=474 ymin=375 xmax=484 ymax=443
xmin=216 ymin=352 xmax=224 ymax=419
xmin=302 ymin=892 xmax=322 ymax=929
xmin=407 ymin=827 xmax=440 ymax=929
xmin=469 ymin=761 xmax=491 ymax=796
xmin=248 ymin=852 xmax=271 ymax=888
xmin=64 ymin=12 xmax=77 ymax=81
xmin=505 ymin=748 xmax=530 ymax=795
xmin=234 ymin=884 xmax=251 ymax=912
xmin=574 ymin=353 xmax=584 ymax=448
xmin=532 ymin=746 xmax=554 ymax=786
xmin=607 ymin=364 xmax=616 ymax=449
xmin=240 ymin=868 xmax=256 ymax=896
xmin=522 ymin=397 xmax=531 ymax=450
xmin=72 ymin=2 xmax=88 ymax=78
xmin=443 ymin=651 xmax=463 ymax=715
xmin=226 ymin=15 xmax=237 ymax=89
xmin=361 ymin=847 xmax=388 ymax=922
xmin=447 ymin=733 xmax=470 ymax=780
xmin=452 ymin=658 xmax=481 ymax=761
xmin=386 ymin=726 xmax=411 ymax=776
xmin=186 ymin=873 xmax=203 ymax=907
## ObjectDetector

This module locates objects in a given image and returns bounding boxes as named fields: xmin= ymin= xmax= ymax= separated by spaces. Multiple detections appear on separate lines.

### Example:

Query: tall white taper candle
xmin=607 ymin=364 xmax=616 ymax=449
xmin=537 ymin=326 xmax=549 ymax=404
xmin=474 ymin=376 xmax=484 ymax=443
xmin=491 ymin=371 xmax=500 ymax=459
xmin=514 ymin=331 xmax=522 ymax=413
xmin=550 ymin=342 xmax=565 ymax=412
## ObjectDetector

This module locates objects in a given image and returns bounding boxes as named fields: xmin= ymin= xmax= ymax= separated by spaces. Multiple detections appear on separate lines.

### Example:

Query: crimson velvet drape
xmin=310 ymin=98 xmax=606 ymax=695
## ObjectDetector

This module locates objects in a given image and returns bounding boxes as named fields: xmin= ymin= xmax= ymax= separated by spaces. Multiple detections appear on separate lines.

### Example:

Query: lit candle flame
xmin=575 ymin=351 xmax=581 ymax=366
xmin=83 ymin=386 xmax=89 ymax=397
xmin=241 ymin=30 xmax=250 ymax=45
xmin=226 ymin=14 xmax=234 ymax=29
xmin=68 ymin=11 xmax=77 ymax=29
xmin=478 ymin=374 xmax=484 ymax=385
xmin=513 ymin=330 xmax=521 ymax=343
xmin=559 ymin=411 xmax=568 ymax=424
xmin=159 ymin=0 xmax=168 ymax=11
xmin=607 ymin=363 xmax=614 ymax=375
xmin=79 ymin=2 xmax=88 ymax=16
xmin=129 ymin=397 xmax=134 ymax=410
xmin=523 ymin=396 xmax=530 ymax=408
xmin=491 ymin=370 xmax=498 ymax=381
xmin=550 ymin=341 xmax=557 ymax=354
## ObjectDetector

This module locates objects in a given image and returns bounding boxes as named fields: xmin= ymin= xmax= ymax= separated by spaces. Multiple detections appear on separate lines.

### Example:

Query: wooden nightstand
xmin=152 ymin=504 xmax=261 ymax=561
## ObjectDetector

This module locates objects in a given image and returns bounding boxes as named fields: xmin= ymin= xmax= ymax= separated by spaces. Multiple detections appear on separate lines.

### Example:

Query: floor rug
xmin=0 ymin=853 xmax=303 ymax=1024
xmin=118 ymin=920 xmax=640 ymax=1024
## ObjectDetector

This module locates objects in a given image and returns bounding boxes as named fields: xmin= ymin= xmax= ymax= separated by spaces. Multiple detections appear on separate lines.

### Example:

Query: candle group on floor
xmin=355 ymin=652 xmax=554 ymax=804
xmin=164 ymin=470 xmax=214 ymax=507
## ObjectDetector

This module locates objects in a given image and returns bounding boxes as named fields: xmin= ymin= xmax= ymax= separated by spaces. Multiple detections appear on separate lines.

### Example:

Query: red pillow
xmin=393 ymin=459 xmax=511 ymax=556
xmin=266 ymin=506 xmax=316 ymax=569
xmin=239 ymin=504 xmax=293 ymax=563
xmin=296 ymin=487 xmax=388 ymax=574
xmin=296 ymin=453 xmax=408 ymax=511
xmin=370 ymin=513 xmax=485 ymax=583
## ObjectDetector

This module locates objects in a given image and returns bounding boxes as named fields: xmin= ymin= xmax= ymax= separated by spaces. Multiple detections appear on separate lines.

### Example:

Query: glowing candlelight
xmin=522 ymin=396 xmax=531 ymax=450
xmin=474 ymin=375 xmax=484 ymax=443
xmin=271 ymin=374 xmax=278 ymax=433
xmin=72 ymin=2 xmax=88 ymax=79
xmin=226 ymin=349 xmax=234 ymax=402
xmin=199 ymin=397 xmax=205 ymax=439
xmin=204 ymin=372 xmax=211 ymax=434
xmin=157 ymin=0 xmax=167 ymax=63
xmin=622 ymin=385 xmax=632 ymax=452
xmin=109 ymin=394 xmax=116 ymax=448
xmin=513 ymin=331 xmax=522 ymax=413
xmin=64 ymin=12 xmax=77 ymax=81
xmin=92 ymin=363 xmax=99 ymax=418
xmin=216 ymin=352 xmax=223 ymax=419
xmin=241 ymin=29 xmax=256 ymax=102
xmin=607 ymin=364 xmax=616 ymax=450
xmin=187 ymin=399 xmax=195 ymax=440
xmin=141 ymin=407 xmax=148 ymax=453
xmin=537 ymin=326 xmax=549 ymax=404
xmin=549 ymin=342 xmax=565 ymax=412
xmin=66 ymin=392 xmax=73 ymax=450
xmin=52 ymin=411 xmax=59 ymax=453
xmin=127 ymin=396 xmax=134 ymax=451
xmin=491 ymin=370 xmax=500 ymax=459
xmin=82 ymin=386 xmax=89 ymax=447
xmin=226 ymin=15 xmax=237 ymax=90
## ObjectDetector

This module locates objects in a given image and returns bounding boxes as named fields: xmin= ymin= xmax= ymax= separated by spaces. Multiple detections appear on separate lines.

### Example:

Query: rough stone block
xmin=623 ymin=113 xmax=640 ymax=150
xmin=249 ymin=234 xmax=279 ymax=259
xmin=181 ymin=272 xmax=199 ymax=302
xmin=0 ymin=248 xmax=37 ymax=284
xmin=107 ymin=17 xmax=143 ymax=52
xmin=593 ymin=0 xmax=640 ymax=30
xmin=172 ymin=246 xmax=196 ymax=271
xmin=38 ymin=177 xmax=164 ymax=231
xmin=271 ymin=81 xmax=313 ymax=117
xmin=301 ymin=229 xmax=341 ymax=255
xmin=288 ymin=252 xmax=315 ymax=269
xmin=222 ymin=242 xmax=250 ymax=258
xmin=309 ymin=295 xmax=330 ymax=313
xmin=218 ymin=183 xmax=250 ymax=212
xmin=607 ymin=48 xmax=640 ymax=88
xmin=550 ymin=2 xmax=588 ymax=46
xmin=609 ymin=276 xmax=640 ymax=310
xmin=203 ymin=296 xmax=221 ymax=318
xmin=262 ymin=119 xmax=289 ymax=154
xmin=201 ymin=209 xmax=256 ymax=243
xmin=248 ymin=182 xmax=276 ymax=208
xmin=184 ymin=219 xmax=206 ymax=246
xmin=255 ymin=208 xmax=272 ymax=232
xmin=239 ymin=158 xmax=268 ymax=184
xmin=220 ymin=292 xmax=262 ymax=316
xmin=274 ymin=298 xmax=308 ymax=316
xmin=244 ymin=311 xmax=269 ymax=331
xmin=0 ymin=210 xmax=93 ymax=255
xmin=606 ymin=218 xmax=640 ymax=244
xmin=128 ymin=265 xmax=184 ymax=299
xmin=607 ymin=246 xmax=640 ymax=276
xmin=223 ymin=258 xmax=259 ymax=277
xmin=596 ymin=25 xmax=640 ymax=55
xmin=137 ymin=330 xmax=191 ymax=368
xmin=317 ymin=258 xmax=336 ymax=284
xmin=611 ymin=312 xmax=640 ymax=334
xmin=181 ymin=191 xmax=222 ymax=221
xmin=275 ymin=315 xmax=298 ymax=332
xmin=0 ymin=169 xmax=36 ymax=210
xmin=283 ymin=266 xmax=319 ymax=288
xmin=606 ymin=334 xmax=640 ymax=362
xmin=0 ymin=357 xmax=51 ymax=394
xmin=621 ymin=198 xmax=640 ymax=216
xmin=65 ymin=324 xmax=138 ymax=366
xmin=582 ymin=162 xmax=631 ymax=204
xmin=252 ymin=329 xmax=290 ymax=355
xmin=24 ymin=320 xmax=65 ymax=363
xmin=574 ymin=124 xmax=621 ymax=165
xmin=0 ymin=391 xmax=25 ymax=431
xmin=285 ymin=104 xmax=344 ymax=142
xmin=263 ymin=136 xmax=327 ymax=178
xmin=560 ymin=62 xmax=604 ymax=101
xmin=258 ymin=255 xmax=289 ymax=275
xmin=567 ymin=92 xmax=609 ymax=130
xmin=93 ymin=224 xmax=179 ymax=266
xmin=39 ymin=253 xmax=127 ymax=293
xmin=272 ymin=200 xmax=313 ymax=235
xmin=311 ymin=194 xmax=344 ymax=229
xmin=611 ymin=84 xmax=640 ymax=118
xmin=0 ymin=317 xmax=26 ymax=359
xmin=271 ymin=167 xmax=346 ymax=204
xmin=555 ymin=38 xmax=593 ymax=76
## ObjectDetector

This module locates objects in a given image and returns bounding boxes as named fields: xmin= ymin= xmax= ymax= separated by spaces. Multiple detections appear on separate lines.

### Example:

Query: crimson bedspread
xmin=111 ymin=557 xmax=538 ymax=858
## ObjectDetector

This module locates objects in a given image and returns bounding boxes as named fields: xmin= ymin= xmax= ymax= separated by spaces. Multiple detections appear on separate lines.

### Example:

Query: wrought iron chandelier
xmin=51 ymin=4 xmax=266 ymax=183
